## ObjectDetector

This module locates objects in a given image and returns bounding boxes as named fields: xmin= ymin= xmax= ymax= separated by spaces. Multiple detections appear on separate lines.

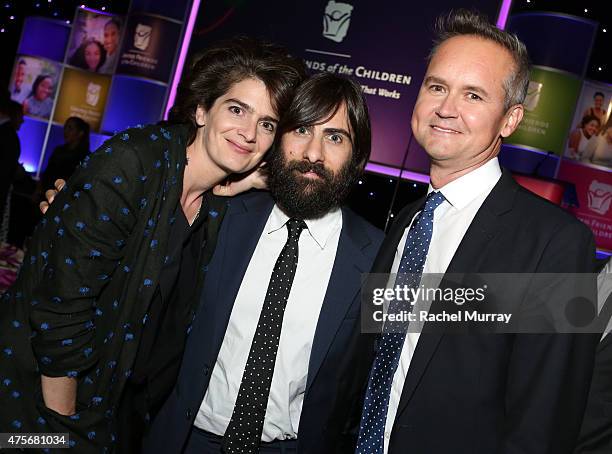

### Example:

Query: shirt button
xmin=384 ymin=431 xmax=390 ymax=440
xmin=186 ymin=408 xmax=192 ymax=420
xmin=203 ymin=366 xmax=209 ymax=376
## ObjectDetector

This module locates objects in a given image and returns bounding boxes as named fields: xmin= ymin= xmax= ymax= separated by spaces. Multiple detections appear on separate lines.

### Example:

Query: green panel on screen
xmin=507 ymin=66 xmax=581 ymax=155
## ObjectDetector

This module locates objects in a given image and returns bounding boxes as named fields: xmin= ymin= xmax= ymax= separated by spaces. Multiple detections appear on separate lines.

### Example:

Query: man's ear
xmin=195 ymin=105 xmax=207 ymax=128
xmin=500 ymin=104 xmax=524 ymax=138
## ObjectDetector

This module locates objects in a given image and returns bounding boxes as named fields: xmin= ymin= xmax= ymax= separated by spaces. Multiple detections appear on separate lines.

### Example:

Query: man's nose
xmin=303 ymin=136 xmax=323 ymax=163
xmin=435 ymin=93 xmax=459 ymax=119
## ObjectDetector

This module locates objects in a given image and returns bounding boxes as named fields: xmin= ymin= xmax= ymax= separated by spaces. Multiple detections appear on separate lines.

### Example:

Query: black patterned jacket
xmin=0 ymin=124 xmax=226 ymax=453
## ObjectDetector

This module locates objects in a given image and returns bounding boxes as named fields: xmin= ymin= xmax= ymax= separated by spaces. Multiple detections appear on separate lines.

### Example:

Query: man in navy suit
xmin=144 ymin=73 xmax=383 ymax=453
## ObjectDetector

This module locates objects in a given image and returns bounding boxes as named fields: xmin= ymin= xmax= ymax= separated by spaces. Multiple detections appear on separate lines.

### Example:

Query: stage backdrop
xmin=558 ymin=160 xmax=612 ymax=252
xmin=184 ymin=0 xmax=504 ymax=176
xmin=9 ymin=1 xmax=191 ymax=175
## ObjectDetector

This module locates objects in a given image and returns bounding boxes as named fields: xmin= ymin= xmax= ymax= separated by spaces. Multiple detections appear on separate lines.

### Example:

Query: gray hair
xmin=429 ymin=9 xmax=531 ymax=111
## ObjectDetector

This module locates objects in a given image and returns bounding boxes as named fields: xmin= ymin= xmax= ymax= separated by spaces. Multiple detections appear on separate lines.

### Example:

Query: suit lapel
xmin=197 ymin=192 xmax=275 ymax=360
xmin=395 ymin=170 xmax=518 ymax=416
xmin=444 ymin=172 xmax=516 ymax=274
xmin=372 ymin=196 xmax=425 ymax=273
xmin=305 ymin=209 xmax=373 ymax=393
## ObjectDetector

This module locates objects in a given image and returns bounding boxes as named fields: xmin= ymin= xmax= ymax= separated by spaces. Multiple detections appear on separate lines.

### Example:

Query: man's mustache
xmin=286 ymin=161 xmax=333 ymax=182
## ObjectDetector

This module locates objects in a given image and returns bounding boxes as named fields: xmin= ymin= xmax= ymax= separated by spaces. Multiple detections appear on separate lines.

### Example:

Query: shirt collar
xmin=428 ymin=157 xmax=502 ymax=210
xmin=267 ymin=204 xmax=342 ymax=250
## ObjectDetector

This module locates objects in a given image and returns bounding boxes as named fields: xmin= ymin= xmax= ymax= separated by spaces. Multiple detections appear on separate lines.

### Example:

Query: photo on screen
xmin=565 ymin=81 xmax=612 ymax=169
xmin=9 ymin=55 xmax=62 ymax=120
xmin=116 ymin=13 xmax=181 ymax=82
xmin=53 ymin=67 xmax=111 ymax=132
xmin=65 ymin=7 xmax=124 ymax=75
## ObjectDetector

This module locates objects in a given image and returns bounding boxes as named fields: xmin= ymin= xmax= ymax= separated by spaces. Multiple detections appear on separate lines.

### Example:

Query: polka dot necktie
xmin=356 ymin=191 xmax=446 ymax=454
xmin=222 ymin=218 xmax=307 ymax=454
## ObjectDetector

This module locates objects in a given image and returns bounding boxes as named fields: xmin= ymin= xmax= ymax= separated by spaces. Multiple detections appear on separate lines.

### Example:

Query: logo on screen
xmin=524 ymin=81 xmax=543 ymax=112
xmin=86 ymin=83 xmax=101 ymax=107
xmin=587 ymin=180 xmax=612 ymax=215
xmin=134 ymin=24 xmax=153 ymax=51
xmin=323 ymin=1 xmax=353 ymax=43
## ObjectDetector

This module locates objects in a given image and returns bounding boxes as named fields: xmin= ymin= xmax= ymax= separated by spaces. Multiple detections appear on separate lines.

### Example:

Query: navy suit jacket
xmin=143 ymin=191 xmax=383 ymax=454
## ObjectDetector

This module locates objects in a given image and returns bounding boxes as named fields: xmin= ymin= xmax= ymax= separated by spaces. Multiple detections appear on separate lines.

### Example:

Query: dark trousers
xmin=184 ymin=427 xmax=298 ymax=454
xmin=115 ymin=382 xmax=148 ymax=453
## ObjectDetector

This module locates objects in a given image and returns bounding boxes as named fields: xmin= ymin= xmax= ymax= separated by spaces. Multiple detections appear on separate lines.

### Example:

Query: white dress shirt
xmin=195 ymin=204 xmax=342 ymax=441
xmin=383 ymin=158 xmax=502 ymax=453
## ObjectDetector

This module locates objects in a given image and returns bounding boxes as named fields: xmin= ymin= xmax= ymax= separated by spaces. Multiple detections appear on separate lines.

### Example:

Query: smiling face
xmin=594 ymin=95 xmax=604 ymax=109
xmin=103 ymin=22 xmax=120 ymax=55
xmin=584 ymin=119 xmax=600 ymax=138
xmin=411 ymin=35 xmax=523 ymax=175
xmin=194 ymin=77 xmax=278 ymax=175
xmin=35 ymin=77 xmax=53 ymax=101
xmin=84 ymin=42 xmax=101 ymax=70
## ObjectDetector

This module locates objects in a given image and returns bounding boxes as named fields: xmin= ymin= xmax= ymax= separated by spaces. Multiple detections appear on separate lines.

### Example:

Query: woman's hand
xmin=39 ymin=179 xmax=66 ymax=214
xmin=213 ymin=162 xmax=269 ymax=197
xmin=41 ymin=375 xmax=77 ymax=416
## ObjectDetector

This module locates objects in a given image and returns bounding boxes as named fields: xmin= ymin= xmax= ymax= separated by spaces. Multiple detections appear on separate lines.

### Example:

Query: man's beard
xmin=267 ymin=150 xmax=359 ymax=220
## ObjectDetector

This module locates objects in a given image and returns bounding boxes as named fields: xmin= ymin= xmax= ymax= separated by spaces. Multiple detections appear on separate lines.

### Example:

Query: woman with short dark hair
xmin=0 ymin=36 xmax=305 ymax=452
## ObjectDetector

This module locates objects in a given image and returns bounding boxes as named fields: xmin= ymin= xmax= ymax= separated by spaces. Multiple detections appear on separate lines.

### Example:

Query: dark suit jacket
xmin=143 ymin=191 xmax=384 ymax=454
xmin=575 ymin=259 xmax=612 ymax=454
xmin=575 ymin=333 xmax=612 ymax=454
xmin=371 ymin=170 xmax=598 ymax=454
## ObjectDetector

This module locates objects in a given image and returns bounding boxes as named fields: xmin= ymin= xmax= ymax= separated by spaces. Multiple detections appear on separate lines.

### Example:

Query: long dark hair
xmin=69 ymin=38 xmax=107 ymax=72
xmin=65 ymin=116 xmax=90 ymax=152
xmin=168 ymin=36 xmax=306 ymax=145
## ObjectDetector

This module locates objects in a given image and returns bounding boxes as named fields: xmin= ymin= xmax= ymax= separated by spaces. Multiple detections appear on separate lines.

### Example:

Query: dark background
xmin=1 ymin=0 xmax=609 ymax=231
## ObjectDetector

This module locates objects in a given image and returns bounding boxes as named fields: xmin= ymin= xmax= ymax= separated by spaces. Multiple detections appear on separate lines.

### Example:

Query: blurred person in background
xmin=575 ymin=257 xmax=612 ymax=453
xmin=0 ymin=98 xmax=23 ymax=226
xmin=40 ymin=117 xmax=91 ymax=194
xmin=0 ymin=98 xmax=25 ymax=292
xmin=23 ymin=74 xmax=54 ymax=118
